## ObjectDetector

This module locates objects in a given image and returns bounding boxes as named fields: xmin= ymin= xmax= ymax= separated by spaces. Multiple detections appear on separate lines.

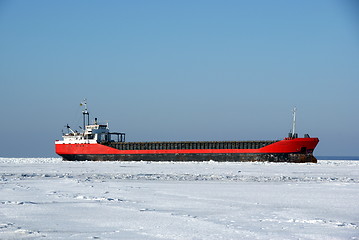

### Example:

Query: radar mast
xmin=80 ymin=99 xmax=89 ymax=131
xmin=291 ymin=107 xmax=297 ymax=138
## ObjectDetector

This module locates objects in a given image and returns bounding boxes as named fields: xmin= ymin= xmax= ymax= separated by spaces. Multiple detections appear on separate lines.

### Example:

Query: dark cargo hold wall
xmin=101 ymin=140 xmax=278 ymax=151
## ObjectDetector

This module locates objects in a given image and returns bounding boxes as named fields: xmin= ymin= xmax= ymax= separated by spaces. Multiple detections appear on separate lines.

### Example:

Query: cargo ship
xmin=55 ymin=101 xmax=319 ymax=162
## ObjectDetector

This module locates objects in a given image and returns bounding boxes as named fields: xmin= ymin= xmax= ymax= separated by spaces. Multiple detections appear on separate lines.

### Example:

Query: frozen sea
xmin=0 ymin=158 xmax=358 ymax=240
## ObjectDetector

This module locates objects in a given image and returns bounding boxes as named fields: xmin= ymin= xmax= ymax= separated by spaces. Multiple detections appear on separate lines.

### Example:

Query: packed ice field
xmin=0 ymin=158 xmax=358 ymax=240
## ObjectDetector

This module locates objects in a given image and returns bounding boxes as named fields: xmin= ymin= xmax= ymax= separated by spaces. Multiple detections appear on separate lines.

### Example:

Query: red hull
xmin=56 ymin=138 xmax=319 ymax=156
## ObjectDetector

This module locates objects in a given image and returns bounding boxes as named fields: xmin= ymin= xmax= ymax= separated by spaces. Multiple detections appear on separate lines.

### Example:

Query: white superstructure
xmin=58 ymin=122 xmax=110 ymax=144
xmin=56 ymin=100 xmax=125 ymax=145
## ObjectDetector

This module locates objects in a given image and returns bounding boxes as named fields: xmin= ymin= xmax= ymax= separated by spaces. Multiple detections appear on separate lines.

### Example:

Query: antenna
xmin=291 ymin=107 xmax=297 ymax=138
xmin=80 ymin=99 xmax=89 ymax=130
xmin=66 ymin=124 xmax=76 ymax=134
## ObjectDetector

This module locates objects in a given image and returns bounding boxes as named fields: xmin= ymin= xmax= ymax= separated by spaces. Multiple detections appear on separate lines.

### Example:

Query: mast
xmin=80 ymin=99 xmax=89 ymax=131
xmin=291 ymin=107 xmax=297 ymax=138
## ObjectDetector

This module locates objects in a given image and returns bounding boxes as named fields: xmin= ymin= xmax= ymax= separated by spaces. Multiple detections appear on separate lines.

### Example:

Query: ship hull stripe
xmin=59 ymin=153 xmax=317 ymax=163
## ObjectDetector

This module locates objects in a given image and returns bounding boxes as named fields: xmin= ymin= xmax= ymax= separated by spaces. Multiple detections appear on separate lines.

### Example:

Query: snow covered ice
xmin=0 ymin=158 xmax=358 ymax=239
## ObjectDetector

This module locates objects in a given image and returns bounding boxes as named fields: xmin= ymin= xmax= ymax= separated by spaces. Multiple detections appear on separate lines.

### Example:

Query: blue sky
xmin=0 ymin=0 xmax=358 ymax=157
